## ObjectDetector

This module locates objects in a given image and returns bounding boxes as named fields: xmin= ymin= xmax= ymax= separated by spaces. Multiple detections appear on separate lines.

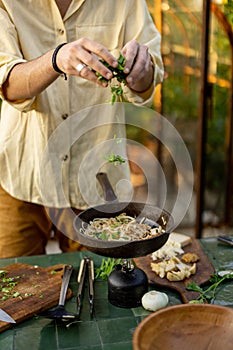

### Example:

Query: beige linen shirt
xmin=0 ymin=0 xmax=163 ymax=209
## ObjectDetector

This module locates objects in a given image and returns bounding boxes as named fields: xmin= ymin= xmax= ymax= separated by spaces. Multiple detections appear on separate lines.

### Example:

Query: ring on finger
xmin=76 ymin=63 xmax=87 ymax=73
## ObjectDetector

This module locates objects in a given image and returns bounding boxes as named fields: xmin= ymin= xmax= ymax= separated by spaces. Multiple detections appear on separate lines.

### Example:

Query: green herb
xmin=0 ymin=271 xmax=44 ymax=302
xmin=12 ymin=291 xmax=20 ymax=298
xmin=187 ymin=271 xmax=233 ymax=304
xmin=98 ymin=232 xmax=108 ymax=241
xmin=1 ymin=290 xmax=21 ymax=300
xmin=2 ymin=276 xmax=20 ymax=283
xmin=0 ymin=274 xmax=21 ymax=300
xmin=50 ymin=270 xmax=57 ymax=275
xmin=104 ymin=154 xmax=125 ymax=165
xmin=111 ymin=232 xmax=121 ymax=240
xmin=1 ymin=287 xmax=11 ymax=293
xmin=96 ymin=54 xmax=128 ymax=104
xmin=95 ymin=258 xmax=122 ymax=280
xmin=24 ymin=293 xmax=34 ymax=297
xmin=0 ymin=271 xmax=7 ymax=278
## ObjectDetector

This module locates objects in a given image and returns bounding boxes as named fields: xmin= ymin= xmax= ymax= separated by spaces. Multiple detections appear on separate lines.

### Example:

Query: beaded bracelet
xmin=52 ymin=43 xmax=67 ymax=80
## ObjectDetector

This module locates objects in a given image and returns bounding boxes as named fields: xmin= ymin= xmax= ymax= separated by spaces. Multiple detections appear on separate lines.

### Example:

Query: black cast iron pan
xmin=74 ymin=172 xmax=174 ymax=258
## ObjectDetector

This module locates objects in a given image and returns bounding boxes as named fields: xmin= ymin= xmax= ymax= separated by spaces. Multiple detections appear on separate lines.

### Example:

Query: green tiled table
xmin=0 ymin=237 xmax=232 ymax=350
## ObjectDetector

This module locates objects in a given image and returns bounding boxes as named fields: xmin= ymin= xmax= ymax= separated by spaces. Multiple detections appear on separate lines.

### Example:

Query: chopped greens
xmin=0 ymin=271 xmax=7 ymax=278
xmin=96 ymin=54 xmax=128 ymax=104
xmin=187 ymin=271 xmax=233 ymax=304
xmin=0 ymin=270 xmax=43 ymax=301
xmin=0 ymin=274 xmax=22 ymax=300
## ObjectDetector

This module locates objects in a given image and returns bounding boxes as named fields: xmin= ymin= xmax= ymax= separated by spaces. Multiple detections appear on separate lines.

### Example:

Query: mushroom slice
xmin=167 ymin=270 xmax=186 ymax=281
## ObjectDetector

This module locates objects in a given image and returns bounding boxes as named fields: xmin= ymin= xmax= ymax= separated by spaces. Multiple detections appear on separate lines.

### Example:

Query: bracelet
xmin=52 ymin=43 xmax=67 ymax=80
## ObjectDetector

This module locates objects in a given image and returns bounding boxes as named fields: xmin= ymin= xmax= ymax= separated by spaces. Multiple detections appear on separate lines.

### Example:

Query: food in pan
xmin=80 ymin=213 xmax=165 ymax=241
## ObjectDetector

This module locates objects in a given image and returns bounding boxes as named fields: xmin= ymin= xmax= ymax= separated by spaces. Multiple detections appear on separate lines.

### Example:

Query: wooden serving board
xmin=0 ymin=263 xmax=72 ymax=333
xmin=134 ymin=239 xmax=215 ymax=303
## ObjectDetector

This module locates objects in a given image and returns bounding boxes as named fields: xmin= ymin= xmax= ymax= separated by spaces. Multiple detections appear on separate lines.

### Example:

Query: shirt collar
xmin=63 ymin=0 xmax=86 ymax=21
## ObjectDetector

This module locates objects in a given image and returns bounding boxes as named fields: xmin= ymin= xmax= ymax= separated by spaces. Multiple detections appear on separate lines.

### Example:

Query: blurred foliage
xmin=146 ymin=0 xmax=233 ymax=221
xmin=224 ymin=0 xmax=233 ymax=25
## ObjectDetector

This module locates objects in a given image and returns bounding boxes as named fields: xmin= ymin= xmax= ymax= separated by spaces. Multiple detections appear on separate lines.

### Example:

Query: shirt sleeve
xmin=0 ymin=8 xmax=35 ymax=111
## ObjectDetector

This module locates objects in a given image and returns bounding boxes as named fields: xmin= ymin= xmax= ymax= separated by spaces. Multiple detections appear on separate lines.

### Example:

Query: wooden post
xmin=195 ymin=0 xmax=211 ymax=238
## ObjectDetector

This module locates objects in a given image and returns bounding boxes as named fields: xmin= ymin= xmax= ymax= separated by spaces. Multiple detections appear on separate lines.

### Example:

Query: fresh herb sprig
xmin=186 ymin=271 xmax=233 ymax=304
xmin=96 ymin=54 xmax=128 ymax=104
xmin=104 ymin=154 xmax=125 ymax=165
xmin=95 ymin=258 xmax=122 ymax=280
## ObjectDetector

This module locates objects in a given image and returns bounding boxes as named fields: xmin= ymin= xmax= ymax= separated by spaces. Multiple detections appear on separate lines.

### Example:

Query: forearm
xmin=2 ymin=39 xmax=118 ymax=102
xmin=2 ymin=50 xmax=59 ymax=101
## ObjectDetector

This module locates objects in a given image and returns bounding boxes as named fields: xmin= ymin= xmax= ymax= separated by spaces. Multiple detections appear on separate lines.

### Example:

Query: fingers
xmin=55 ymin=38 xmax=118 ymax=86
xmin=54 ymin=38 xmax=153 ymax=92
xmin=121 ymin=40 xmax=140 ymax=75
xmin=121 ymin=40 xmax=153 ymax=91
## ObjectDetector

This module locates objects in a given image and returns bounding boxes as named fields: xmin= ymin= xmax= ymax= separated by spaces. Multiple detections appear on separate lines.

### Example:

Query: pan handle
xmin=96 ymin=172 xmax=118 ymax=202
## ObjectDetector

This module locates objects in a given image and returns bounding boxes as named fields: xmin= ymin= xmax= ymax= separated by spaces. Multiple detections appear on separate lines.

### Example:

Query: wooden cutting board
xmin=134 ymin=238 xmax=215 ymax=303
xmin=0 ymin=263 xmax=73 ymax=333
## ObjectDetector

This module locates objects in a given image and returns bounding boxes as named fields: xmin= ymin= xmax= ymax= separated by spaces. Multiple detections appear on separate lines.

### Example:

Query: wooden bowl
xmin=132 ymin=304 xmax=233 ymax=350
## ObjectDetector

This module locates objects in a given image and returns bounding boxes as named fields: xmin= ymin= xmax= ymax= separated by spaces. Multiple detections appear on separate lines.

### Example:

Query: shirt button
xmin=58 ymin=28 xmax=65 ymax=35
xmin=62 ymin=155 xmax=68 ymax=161
xmin=62 ymin=114 xmax=68 ymax=120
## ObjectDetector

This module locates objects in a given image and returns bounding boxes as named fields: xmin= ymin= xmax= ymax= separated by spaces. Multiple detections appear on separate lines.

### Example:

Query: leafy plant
xmin=186 ymin=271 xmax=233 ymax=304
xmin=95 ymin=258 xmax=122 ymax=280
xmin=96 ymin=54 xmax=128 ymax=104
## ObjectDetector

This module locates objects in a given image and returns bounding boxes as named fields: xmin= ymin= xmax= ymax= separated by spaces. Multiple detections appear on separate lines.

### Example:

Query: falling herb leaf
xmin=105 ymin=154 xmax=125 ymax=165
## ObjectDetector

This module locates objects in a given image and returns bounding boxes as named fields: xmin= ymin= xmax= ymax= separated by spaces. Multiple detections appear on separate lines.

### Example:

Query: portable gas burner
xmin=107 ymin=259 xmax=148 ymax=308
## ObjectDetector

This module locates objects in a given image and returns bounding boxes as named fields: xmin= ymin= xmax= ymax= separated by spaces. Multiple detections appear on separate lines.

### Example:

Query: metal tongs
xmin=218 ymin=235 xmax=233 ymax=247
xmin=66 ymin=257 xmax=94 ymax=327
xmin=77 ymin=257 xmax=94 ymax=317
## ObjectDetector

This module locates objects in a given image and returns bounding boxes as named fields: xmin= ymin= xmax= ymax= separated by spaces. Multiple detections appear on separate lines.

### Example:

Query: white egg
xmin=141 ymin=290 xmax=169 ymax=311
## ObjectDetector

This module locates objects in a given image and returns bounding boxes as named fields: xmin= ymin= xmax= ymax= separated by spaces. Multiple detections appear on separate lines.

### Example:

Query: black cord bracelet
xmin=52 ymin=43 xmax=67 ymax=80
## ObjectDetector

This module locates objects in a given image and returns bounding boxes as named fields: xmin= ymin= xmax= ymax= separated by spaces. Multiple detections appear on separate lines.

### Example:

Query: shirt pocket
xmin=75 ymin=24 xmax=124 ymax=55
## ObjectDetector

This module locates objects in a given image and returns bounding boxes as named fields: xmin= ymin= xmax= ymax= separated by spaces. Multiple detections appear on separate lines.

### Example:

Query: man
xmin=0 ymin=0 xmax=164 ymax=258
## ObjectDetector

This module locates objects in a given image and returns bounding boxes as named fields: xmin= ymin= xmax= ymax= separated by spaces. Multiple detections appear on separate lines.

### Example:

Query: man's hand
xmin=2 ymin=38 xmax=154 ymax=102
xmin=121 ymin=40 xmax=154 ymax=93
xmin=55 ymin=38 xmax=118 ymax=87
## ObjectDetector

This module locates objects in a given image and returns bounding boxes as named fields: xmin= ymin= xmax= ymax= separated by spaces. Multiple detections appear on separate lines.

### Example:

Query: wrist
xmin=52 ymin=43 xmax=67 ymax=80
